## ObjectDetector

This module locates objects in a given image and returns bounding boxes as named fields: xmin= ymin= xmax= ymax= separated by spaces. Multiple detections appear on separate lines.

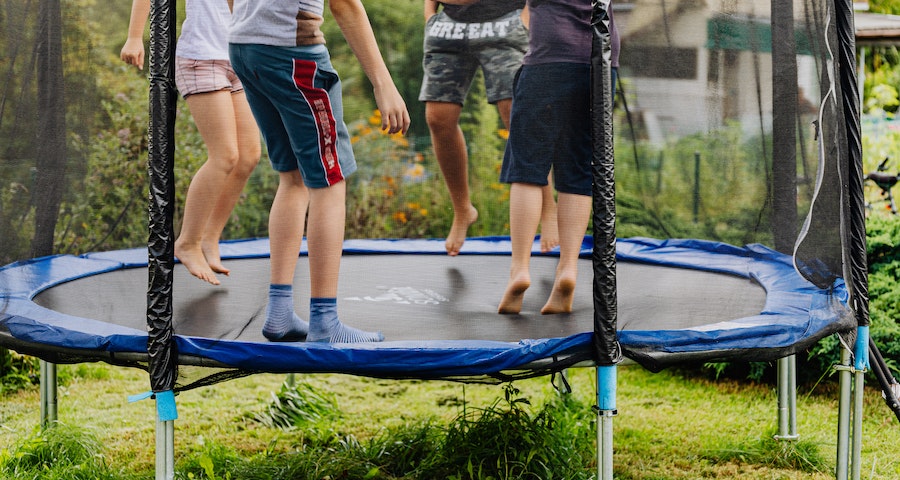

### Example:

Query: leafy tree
xmin=0 ymin=0 xmax=109 ymax=264
xmin=323 ymin=0 xmax=429 ymax=140
xmin=869 ymin=0 xmax=900 ymax=15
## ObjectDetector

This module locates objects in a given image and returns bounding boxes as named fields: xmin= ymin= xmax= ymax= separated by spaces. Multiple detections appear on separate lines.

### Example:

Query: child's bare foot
xmin=445 ymin=206 xmax=478 ymax=256
xmin=539 ymin=225 xmax=559 ymax=253
xmin=541 ymin=274 xmax=576 ymax=314
xmin=498 ymin=274 xmax=530 ymax=314
xmin=202 ymin=241 xmax=230 ymax=276
xmin=175 ymin=241 xmax=220 ymax=285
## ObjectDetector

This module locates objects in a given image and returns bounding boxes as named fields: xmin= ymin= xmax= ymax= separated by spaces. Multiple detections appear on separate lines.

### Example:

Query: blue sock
xmin=306 ymin=297 xmax=384 ymax=343
xmin=263 ymin=284 xmax=309 ymax=342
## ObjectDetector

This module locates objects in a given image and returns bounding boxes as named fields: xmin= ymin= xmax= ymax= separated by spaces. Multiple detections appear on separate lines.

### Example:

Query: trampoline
xmin=0 ymin=236 xmax=854 ymax=383
xmin=0 ymin=0 xmax=886 ymax=478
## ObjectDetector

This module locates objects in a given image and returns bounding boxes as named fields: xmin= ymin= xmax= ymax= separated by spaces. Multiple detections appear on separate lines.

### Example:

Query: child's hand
xmin=374 ymin=86 xmax=411 ymax=135
xmin=120 ymin=39 xmax=145 ymax=70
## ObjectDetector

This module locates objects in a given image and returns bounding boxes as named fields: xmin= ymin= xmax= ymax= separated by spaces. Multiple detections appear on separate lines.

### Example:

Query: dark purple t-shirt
xmin=524 ymin=0 xmax=619 ymax=66
xmin=441 ymin=0 xmax=525 ymax=23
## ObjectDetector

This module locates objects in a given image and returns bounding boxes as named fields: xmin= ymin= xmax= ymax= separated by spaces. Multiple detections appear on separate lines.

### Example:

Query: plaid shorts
xmin=175 ymin=57 xmax=244 ymax=98
xmin=418 ymin=9 xmax=527 ymax=105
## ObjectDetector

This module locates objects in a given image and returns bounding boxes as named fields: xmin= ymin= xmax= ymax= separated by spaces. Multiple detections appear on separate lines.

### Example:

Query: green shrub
xmin=0 ymin=424 xmax=127 ymax=479
xmin=251 ymin=380 xmax=340 ymax=431
xmin=805 ymin=214 xmax=900 ymax=380
xmin=0 ymin=349 xmax=39 ymax=395
xmin=703 ymin=430 xmax=829 ymax=474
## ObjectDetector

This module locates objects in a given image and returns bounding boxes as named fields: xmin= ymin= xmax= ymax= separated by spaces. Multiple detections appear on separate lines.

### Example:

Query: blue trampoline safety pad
xmin=0 ymin=237 xmax=854 ymax=378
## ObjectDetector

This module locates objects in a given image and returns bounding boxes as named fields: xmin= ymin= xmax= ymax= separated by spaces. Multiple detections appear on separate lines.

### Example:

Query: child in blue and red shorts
xmin=228 ymin=0 xmax=410 ymax=343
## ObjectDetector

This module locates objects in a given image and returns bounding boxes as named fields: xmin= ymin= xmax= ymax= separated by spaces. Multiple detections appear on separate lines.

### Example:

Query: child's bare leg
xmin=200 ymin=92 xmax=261 ymax=275
xmin=539 ymin=178 xmax=559 ymax=252
xmin=269 ymin=170 xmax=308 ymax=284
xmin=175 ymin=91 xmax=242 ymax=285
xmin=263 ymin=170 xmax=310 ymax=341
xmin=542 ymin=192 xmax=591 ymax=314
xmin=499 ymin=183 xmax=543 ymax=314
xmin=427 ymin=101 xmax=478 ymax=256
xmin=305 ymin=181 xmax=382 ymax=343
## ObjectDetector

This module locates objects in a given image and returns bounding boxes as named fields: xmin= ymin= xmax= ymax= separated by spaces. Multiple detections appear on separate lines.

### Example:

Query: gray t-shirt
xmin=229 ymin=0 xmax=326 ymax=46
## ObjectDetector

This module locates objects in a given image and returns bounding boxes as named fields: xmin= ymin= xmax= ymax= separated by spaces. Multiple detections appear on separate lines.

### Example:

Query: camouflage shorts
xmin=418 ymin=9 xmax=527 ymax=105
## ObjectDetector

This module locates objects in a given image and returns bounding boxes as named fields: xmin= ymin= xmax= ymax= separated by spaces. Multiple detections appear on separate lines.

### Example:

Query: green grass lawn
xmin=1 ymin=362 xmax=899 ymax=479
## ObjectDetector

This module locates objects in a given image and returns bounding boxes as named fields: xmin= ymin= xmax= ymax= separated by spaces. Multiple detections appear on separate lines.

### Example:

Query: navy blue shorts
xmin=500 ymin=62 xmax=591 ymax=196
xmin=229 ymin=43 xmax=356 ymax=188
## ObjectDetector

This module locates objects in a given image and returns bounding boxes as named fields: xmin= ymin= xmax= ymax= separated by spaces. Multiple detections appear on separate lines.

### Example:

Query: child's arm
xmin=330 ymin=0 xmax=411 ymax=135
xmin=120 ymin=0 xmax=151 ymax=70
xmin=424 ymin=0 xmax=439 ymax=21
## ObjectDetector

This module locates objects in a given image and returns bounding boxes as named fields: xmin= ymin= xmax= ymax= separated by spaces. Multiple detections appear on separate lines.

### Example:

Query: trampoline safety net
xmin=0 ymin=0 xmax=865 ymax=390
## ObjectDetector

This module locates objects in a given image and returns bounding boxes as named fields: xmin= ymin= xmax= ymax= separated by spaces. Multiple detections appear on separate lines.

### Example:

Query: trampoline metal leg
xmin=156 ymin=418 xmax=175 ymax=480
xmin=836 ymin=348 xmax=852 ymax=480
xmin=39 ymin=360 xmax=57 ymax=428
xmin=852 ymin=369 xmax=865 ymax=480
xmin=775 ymin=355 xmax=798 ymax=441
xmin=597 ymin=411 xmax=614 ymax=480
xmin=596 ymin=365 xmax=616 ymax=480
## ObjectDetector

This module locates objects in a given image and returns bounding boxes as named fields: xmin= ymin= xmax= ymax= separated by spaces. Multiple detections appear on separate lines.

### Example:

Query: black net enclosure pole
xmin=835 ymin=0 xmax=868 ymax=336
xmin=591 ymin=1 xmax=619 ymax=479
xmin=147 ymin=0 xmax=178 ymax=419
xmin=590 ymin=0 xmax=619 ymax=370
xmin=835 ymin=2 xmax=866 ymax=479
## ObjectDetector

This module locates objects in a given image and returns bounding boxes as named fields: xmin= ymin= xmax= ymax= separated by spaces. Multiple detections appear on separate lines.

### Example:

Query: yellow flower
xmin=498 ymin=128 xmax=509 ymax=140
xmin=419 ymin=208 xmax=428 ymax=217
xmin=369 ymin=110 xmax=382 ymax=126
xmin=388 ymin=131 xmax=409 ymax=147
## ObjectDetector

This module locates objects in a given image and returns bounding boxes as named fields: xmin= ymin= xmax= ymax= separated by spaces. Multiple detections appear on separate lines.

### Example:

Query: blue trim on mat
xmin=0 ymin=237 xmax=850 ymax=376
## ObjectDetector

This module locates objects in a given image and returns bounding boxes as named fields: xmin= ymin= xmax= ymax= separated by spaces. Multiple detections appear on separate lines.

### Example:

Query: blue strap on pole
xmin=597 ymin=365 xmax=617 ymax=411
xmin=128 ymin=389 xmax=178 ymax=421
xmin=854 ymin=325 xmax=869 ymax=371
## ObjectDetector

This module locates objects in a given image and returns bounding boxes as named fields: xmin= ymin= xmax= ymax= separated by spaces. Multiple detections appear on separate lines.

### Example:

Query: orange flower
xmin=392 ymin=211 xmax=408 ymax=223
xmin=369 ymin=110 xmax=382 ymax=126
